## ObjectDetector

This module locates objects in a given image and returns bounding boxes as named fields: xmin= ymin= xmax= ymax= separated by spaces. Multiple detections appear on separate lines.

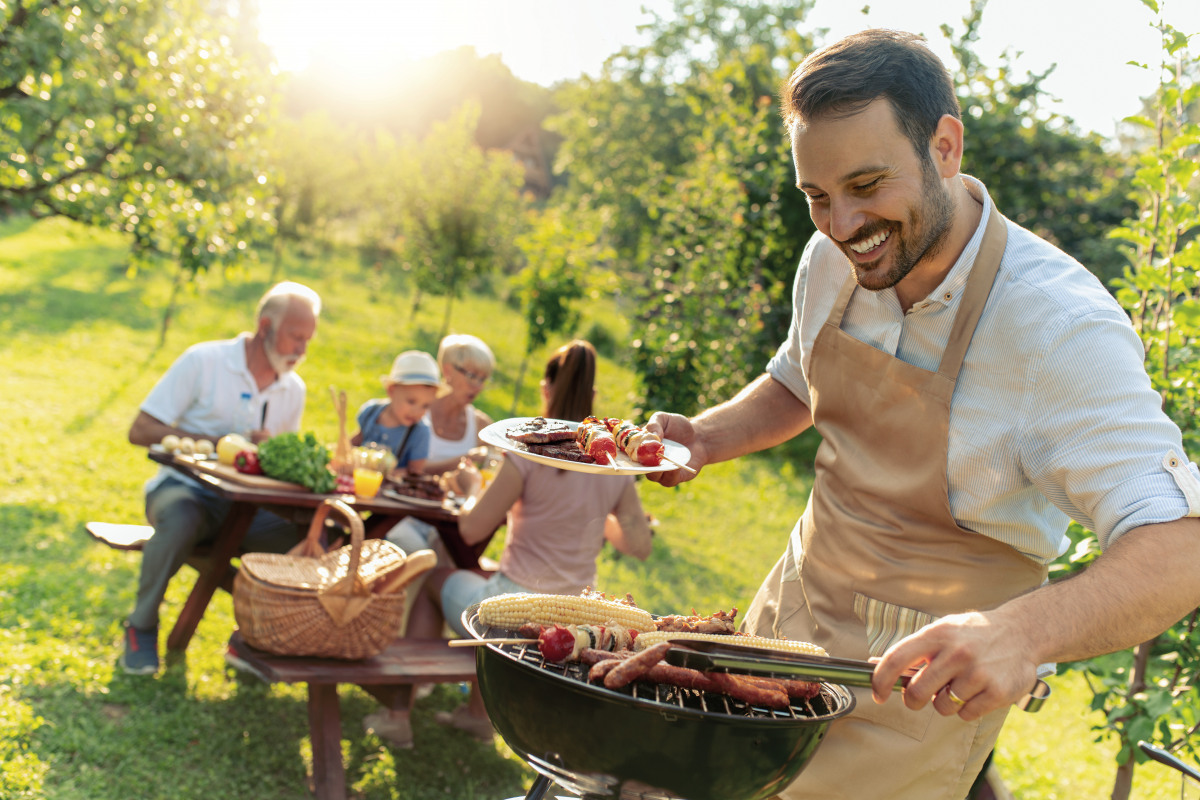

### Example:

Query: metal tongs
xmin=665 ymin=638 xmax=1050 ymax=713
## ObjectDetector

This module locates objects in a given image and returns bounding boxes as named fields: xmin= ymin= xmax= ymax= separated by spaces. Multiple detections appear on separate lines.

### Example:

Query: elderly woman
xmin=422 ymin=334 xmax=495 ymax=476
xmin=385 ymin=333 xmax=494 ymax=558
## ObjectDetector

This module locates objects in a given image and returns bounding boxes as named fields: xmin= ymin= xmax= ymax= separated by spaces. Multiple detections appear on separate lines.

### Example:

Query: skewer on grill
xmin=449 ymin=638 xmax=539 ymax=647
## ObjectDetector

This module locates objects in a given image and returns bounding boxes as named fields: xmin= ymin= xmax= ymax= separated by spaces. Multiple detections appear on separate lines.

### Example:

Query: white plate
xmin=479 ymin=417 xmax=690 ymax=475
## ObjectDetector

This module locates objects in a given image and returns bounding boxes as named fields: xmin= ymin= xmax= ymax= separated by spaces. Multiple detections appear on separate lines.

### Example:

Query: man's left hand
xmin=870 ymin=611 xmax=1039 ymax=721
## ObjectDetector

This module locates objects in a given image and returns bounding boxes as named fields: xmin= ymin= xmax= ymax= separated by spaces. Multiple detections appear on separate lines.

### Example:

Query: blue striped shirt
xmin=767 ymin=176 xmax=1199 ymax=562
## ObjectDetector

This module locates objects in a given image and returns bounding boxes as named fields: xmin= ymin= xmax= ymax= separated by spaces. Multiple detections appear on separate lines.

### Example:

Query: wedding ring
xmin=946 ymin=687 xmax=967 ymax=707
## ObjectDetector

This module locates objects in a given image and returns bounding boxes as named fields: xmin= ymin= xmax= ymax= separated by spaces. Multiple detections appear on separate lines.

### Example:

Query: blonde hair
xmin=438 ymin=334 xmax=495 ymax=374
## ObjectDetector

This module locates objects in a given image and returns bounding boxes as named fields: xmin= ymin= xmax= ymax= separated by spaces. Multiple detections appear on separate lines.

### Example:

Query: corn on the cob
xmin=632 ymin=630 xmax=827 ymax=656
xmin=478 ymin=592 xmax=656 ymax=633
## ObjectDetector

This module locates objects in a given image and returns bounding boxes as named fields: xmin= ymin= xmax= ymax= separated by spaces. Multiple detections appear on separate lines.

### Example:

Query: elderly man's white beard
xmin=264 ymin=326 xmax=304 ymax=376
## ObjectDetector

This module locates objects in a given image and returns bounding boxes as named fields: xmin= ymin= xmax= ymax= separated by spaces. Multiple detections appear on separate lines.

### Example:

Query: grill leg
xmin=525 ymin=773 xmax=554 ymax=800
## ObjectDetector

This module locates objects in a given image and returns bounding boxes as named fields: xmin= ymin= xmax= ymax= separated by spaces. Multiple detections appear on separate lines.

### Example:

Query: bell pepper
xmin=234 ymin=450 xmax=263 ymax=475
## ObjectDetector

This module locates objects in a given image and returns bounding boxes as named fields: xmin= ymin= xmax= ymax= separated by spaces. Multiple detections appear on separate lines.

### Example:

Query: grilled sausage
xmin=709 ymin=673 xmax=790 ymax=708
xmin=603 ymin=641 xmax=671 ymax=689
xmin=588 ymin=656 xmax=628 ymax=683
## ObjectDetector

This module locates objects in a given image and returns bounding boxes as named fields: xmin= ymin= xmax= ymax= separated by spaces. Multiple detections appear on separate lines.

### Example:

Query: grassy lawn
xmin=0 ymin=216 xmax=1188 ymax=799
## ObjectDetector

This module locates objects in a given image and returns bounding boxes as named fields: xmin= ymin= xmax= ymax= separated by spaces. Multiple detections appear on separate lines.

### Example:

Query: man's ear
xmin=929 ymin=114 xmax=965 ymax=178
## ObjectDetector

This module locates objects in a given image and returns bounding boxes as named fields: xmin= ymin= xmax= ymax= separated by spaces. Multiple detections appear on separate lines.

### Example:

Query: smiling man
xmin=645 ymin=29 xmax=1200 ymax=799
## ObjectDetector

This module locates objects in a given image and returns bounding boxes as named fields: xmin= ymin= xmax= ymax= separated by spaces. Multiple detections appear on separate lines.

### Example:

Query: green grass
xmin=0 ymin=216 xmax=1188 ymax=799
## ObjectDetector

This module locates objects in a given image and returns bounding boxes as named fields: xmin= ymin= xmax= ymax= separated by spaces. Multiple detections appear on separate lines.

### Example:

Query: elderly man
xmin=646 ymin=30 xmax=1200 ymax=799
xmin=122 ymin=281 xmax=321 ymax=675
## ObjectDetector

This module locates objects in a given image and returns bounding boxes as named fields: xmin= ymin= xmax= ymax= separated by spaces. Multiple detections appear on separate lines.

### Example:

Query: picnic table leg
xmin=165 ymin=501 xmax=255 ymax=652
xmin=307 ymin=682 xmax=346 ymax=800
xmin=363 ymin=684 xmax=414 ymax=710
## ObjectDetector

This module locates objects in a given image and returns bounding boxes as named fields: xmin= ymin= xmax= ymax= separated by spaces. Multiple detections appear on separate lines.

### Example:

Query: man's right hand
xmin=644 ymin=412 xmax=706 ymax=487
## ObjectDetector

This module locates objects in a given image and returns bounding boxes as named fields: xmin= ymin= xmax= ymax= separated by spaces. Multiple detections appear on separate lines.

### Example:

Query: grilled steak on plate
xmin=525 ymin=441 xmax=596 ymax=464
xmin=507 ymin=416 xmax=575 ymax=444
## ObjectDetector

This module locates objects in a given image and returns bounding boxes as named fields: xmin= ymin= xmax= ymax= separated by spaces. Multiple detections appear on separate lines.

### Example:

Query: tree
xmin=1068 ymin=8 xmax=1200 ymax=799
xmin=548 ymin=0 xmax=819 ymax=416
xmin=947 ymin=1 xmax=1135 ymax=288
xmin=509 ymin=202 xmax=615 ymax=412
xmin=0 ymin=1 xmax=278 ymax=266
xmin=0 ymin=0 xmax=279 ymax=341
xmin=266 ymin=111 xmax=361 ymax=277
xmin=359 ymin=103 xmax=527 ymax=335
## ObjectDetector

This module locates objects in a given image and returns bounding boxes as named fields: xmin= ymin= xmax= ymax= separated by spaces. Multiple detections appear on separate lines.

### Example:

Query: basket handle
xmin=303 ymin=498 xmax=366 ymax=587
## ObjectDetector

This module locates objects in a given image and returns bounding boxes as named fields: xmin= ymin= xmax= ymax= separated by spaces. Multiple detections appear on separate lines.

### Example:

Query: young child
xmin=351 ymin=350 xmax=445 ymax=475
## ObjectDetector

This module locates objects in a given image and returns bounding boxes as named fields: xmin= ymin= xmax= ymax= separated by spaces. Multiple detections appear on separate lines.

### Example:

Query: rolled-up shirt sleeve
xmin=1020 ymin=306 xmax=1199 ymax=549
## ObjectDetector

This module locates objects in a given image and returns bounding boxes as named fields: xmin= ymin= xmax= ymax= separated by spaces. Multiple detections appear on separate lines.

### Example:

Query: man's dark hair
xmin=781 ymin=29 xmax=961 ymax=160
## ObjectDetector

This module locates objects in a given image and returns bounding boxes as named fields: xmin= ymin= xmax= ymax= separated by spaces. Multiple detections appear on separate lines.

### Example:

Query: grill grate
xmin=493 ymin=637 xmax=840 ymax=722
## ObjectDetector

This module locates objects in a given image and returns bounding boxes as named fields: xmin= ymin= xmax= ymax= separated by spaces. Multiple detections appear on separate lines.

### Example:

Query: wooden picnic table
xmin=147 ymin=449 xmax=495 ymax=653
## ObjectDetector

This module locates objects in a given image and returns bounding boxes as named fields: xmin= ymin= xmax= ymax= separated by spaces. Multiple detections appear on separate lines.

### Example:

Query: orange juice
xmin=353 ymin=467 xmax=384 ymax=498
xmin=478 ymin=448 xmax=502 ymax=489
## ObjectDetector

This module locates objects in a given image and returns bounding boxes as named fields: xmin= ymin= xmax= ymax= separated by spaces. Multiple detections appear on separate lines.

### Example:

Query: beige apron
xmin=745 ymin=200 xmax=1048 ymax=800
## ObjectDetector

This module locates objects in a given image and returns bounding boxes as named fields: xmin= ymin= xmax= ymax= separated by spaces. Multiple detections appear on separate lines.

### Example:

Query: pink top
xmin=498 ymin=458 xmax=634 ymax=595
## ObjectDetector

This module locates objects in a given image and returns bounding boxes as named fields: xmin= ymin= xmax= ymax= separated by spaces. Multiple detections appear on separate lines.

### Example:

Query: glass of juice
xmin=478 ymin=447 xmax=503 ymax=489
xmin=353 ymin=466 xmax=384 ymax=497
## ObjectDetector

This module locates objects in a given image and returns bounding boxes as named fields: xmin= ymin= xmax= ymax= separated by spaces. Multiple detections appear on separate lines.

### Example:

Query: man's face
xmin=791 ymin=98 xmax=955 ymax=293
xmin=263 ymin=300 xmax=317 ymax=376
xmin=386 ymin=384 xmax=437 ymax=427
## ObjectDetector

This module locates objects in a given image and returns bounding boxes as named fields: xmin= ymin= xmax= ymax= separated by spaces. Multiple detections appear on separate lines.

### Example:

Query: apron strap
xmin=828 ymin=268 xmax=859 ymax=329
xmin=937 ymin=202 xmax=1008 ymax=382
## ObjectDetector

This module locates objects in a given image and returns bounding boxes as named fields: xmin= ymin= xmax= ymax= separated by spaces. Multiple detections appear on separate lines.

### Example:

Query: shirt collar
xmin=924 ymin=175 xmax=993 ymax=308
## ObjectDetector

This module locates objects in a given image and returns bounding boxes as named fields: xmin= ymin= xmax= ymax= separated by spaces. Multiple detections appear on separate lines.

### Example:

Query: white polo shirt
xmin=140 ymin=333 xmax=306 ymax=493
xmin=767 ymin=176 xmax=1200 ymax=560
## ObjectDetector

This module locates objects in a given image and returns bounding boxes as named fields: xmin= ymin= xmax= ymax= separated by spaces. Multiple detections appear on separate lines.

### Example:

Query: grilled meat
xmin=655 ymin=608 xmax=738 ymax=635
xmin=507 ymin=416 xmax=575 ymax=444
xmin=525 ymin=441 xmax=596 ymax=463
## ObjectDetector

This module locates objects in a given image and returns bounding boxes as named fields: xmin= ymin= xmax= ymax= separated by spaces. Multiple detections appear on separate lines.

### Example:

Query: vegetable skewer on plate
xmin=603 ymin=417 xmax=666 ymax=467
xmin=577 ymin=416 xmax=619 ymax=466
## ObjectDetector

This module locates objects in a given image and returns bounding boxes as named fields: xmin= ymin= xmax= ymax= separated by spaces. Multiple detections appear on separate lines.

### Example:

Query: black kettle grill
xmin=463 ymin=605 xmax=855 ymax=800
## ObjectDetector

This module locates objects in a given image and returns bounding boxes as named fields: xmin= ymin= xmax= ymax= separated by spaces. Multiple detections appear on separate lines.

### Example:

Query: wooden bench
xmin=85 ymin=522 xmax=155 ymax=551
xmin=225 ymin=630 xmax=478 ymax=800
xmin=85 ymin=521 xmax=235 ymax=591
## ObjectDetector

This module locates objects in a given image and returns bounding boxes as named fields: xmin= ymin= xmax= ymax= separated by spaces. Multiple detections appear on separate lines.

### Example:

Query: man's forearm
xmin=693 ymin=374 xmax=814 ymax=464
xmin=872 ymin=516 xmax=1200 ymax=718
xmin=1000 ymin=517 xmax=1200 ymax=665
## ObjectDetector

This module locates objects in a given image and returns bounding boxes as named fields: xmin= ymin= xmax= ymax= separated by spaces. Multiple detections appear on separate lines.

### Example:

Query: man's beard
xmin=264 ymin=324 xmax=303 ymax=376
xmin=846 ymin=160 xmax=955 ymax=292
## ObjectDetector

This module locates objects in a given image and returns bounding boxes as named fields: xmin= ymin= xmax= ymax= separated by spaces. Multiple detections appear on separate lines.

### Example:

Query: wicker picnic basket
xmin=233 ymin=498 xmax=417 ymax=659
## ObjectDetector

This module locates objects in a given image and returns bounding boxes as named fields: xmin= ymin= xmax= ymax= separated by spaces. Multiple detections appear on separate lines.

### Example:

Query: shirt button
xmin=943 ymin=292 xmax=953 ymax=301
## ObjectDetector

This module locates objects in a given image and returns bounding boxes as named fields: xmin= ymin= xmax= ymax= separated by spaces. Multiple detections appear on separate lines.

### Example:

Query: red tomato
xmin=538 ymin=624 xmax=576 ymax=662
